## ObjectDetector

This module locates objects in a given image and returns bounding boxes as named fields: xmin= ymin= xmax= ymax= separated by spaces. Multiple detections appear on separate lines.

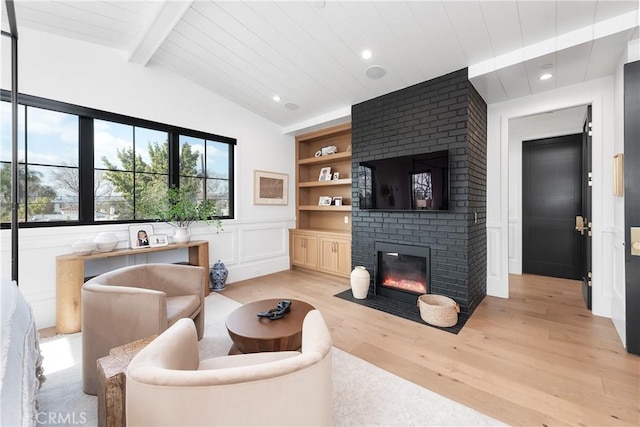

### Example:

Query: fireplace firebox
xmin=375 ymin=242 xmax=430 ymax=304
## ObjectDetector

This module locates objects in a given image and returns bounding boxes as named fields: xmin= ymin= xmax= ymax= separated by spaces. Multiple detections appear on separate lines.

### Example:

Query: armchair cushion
xmin=166 ymin=295 xmax=201 ymax=325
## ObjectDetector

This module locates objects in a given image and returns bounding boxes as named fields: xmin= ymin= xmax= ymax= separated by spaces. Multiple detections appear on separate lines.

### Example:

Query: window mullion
xmin=169 ymin=132 xmax=179 ymax=188
xmin=79 ymin=117 xmax=94 ymax=223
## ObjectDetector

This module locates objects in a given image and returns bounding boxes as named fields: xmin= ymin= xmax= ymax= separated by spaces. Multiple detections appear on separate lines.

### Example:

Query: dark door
xmin=581 ymin=106 xmax=593 ymax=309
xmin=624 ymin=60 xmax=640 ymax=355
xmin=523 ymin=134 xmax=583 ymax=279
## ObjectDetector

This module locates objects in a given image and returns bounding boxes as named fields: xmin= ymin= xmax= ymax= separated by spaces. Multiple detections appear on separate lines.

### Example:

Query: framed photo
xmin=149 ymin=234 xmax=168 ymax=247
xmin=332 ymin=172 xmax=340 ymax=180
xmin=129 ymin=224 xmax=154 ymax=249
xmin=318 ymin=167 xmax=332 ymax=181
xmin=332 ymin=196 xmax=343 ymax=206
xmin=318 ymin=196 xmax=332 ymax=206
xmin=253 ymin=170 xmax=288 ymax=205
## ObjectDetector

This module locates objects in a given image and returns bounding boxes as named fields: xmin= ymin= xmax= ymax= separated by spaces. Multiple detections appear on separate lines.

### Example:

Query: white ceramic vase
xmin=173 ymin=226 xmax=191 ymax=244
xmin=350 ymin=266 xmax=370 ymax=299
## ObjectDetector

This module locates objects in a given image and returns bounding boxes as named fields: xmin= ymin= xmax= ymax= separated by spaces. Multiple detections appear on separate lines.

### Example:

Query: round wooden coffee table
xmin=225 ymin=299 xmax=314 ymax=354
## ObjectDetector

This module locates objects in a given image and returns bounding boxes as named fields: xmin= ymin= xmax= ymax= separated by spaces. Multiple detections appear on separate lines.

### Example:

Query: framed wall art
xmin=253 ymin=170 xmax=288 ymax=205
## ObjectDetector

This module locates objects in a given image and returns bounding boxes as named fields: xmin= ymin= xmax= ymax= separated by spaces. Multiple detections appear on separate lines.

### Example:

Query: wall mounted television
xmin=358 ymin=150 xmax=449 ymax=211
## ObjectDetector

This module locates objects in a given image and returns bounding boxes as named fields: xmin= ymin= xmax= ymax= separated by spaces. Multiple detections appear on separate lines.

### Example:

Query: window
xmin=179 ymin=135 xmax=231 ymax=216
xmin=0 ymin=93 xmax=235 ymax=227
xmin=94 ymin=120 xmax=169 ymax=221
xmin=1 ymin=102 xmax=79 ymax=223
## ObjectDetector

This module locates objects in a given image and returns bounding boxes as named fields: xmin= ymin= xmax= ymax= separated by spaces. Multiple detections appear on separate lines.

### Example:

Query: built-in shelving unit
xmin=290 ymin=123 xmax=352 ymax=278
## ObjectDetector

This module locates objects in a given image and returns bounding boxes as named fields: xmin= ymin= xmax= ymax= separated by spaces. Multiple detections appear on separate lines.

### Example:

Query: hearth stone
xmin=334 ymin=289 xmax=467 ymax=334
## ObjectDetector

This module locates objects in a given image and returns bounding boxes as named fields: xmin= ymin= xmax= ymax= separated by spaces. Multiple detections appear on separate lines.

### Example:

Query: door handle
xmin=575 ymin=216 xmax=585 ymax=235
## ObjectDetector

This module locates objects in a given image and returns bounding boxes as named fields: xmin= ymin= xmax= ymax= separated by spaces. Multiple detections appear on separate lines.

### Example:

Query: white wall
xmin=487 ymin=77 xmax=619 ymax=319
xmin=0 ymin=28 xmax=296 ymax=329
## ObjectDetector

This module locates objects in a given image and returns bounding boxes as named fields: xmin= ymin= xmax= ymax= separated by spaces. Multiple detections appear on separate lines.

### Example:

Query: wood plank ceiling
xmin=2 ymin=1 xmax=638 ymax=129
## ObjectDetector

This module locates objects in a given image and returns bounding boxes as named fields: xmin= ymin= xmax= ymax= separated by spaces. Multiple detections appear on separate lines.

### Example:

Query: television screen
xmin=358 ymin=150 xmax=449 ymax=211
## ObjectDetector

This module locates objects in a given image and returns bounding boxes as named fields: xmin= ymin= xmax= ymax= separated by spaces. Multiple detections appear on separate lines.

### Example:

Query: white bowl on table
xmin=93 ymin=232 xmax=119 ymax=253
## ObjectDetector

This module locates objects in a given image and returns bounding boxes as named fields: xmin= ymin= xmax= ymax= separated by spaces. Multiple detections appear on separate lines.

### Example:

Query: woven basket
xmin=416 ymin=294 xmax=460 ymax=327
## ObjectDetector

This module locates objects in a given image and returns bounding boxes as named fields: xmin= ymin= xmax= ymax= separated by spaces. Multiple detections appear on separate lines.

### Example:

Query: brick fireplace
xmin=351 ymin=68 xmax=487 ymax=315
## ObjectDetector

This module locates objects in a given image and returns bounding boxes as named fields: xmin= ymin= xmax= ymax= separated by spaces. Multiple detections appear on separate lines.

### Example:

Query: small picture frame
xmin=332 ymin=172 xmax=340 ymax=180
xmin=332 ymin=196 xmax=343 ymax=206
xmin=149 ymin=234 xmax=169 ymax=247
xmin=129 ymin=224 xmax=154 ymax=249
xmin=318 ymin=167 xmax=332 ymax=181
xmin=318 ymin=196 xmax=332 ymax=206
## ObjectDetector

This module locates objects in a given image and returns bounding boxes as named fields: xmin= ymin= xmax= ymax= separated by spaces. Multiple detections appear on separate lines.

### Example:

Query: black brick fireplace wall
xmin=351 ymin=68 xmax=487 ymax=315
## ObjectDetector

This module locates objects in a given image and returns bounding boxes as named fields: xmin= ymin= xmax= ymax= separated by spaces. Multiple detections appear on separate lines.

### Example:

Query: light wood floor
xmin=222 ymin=268 xmax=639 ymax=427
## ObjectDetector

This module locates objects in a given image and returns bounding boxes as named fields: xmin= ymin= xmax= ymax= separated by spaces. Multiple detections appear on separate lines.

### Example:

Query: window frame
xmin=1 ymin=91 xmax=235 ymax=228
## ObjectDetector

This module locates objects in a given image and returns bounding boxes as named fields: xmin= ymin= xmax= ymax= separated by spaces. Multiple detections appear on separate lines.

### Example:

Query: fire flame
xmin=382 ymin=277 xmax=426 ymax=294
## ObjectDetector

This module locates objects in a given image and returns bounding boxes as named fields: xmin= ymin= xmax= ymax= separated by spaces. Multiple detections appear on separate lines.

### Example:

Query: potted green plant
xmin=152 ymin=187 xmax=222 ymax=243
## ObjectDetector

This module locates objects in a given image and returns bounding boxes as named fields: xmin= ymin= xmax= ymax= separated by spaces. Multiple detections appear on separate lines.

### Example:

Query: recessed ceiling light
xmin=361 ymin=49 xmax=372 ymax=60
xmin=366 ymin=65 xmax=386 ymax=79
xmin=272 ymin=95 xmax=281 ymax=102
xmin=539 ymin=73 xmax=553 ymax=81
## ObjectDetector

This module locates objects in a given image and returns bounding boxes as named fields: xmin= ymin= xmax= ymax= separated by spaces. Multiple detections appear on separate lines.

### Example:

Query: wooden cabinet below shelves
xmin=319 ymin=236 xmax=351 ymax=276
xmin=289 ymin=229 xmax=351 ymax=278
xmin=290 ymin=231 xmax=318 ymax=270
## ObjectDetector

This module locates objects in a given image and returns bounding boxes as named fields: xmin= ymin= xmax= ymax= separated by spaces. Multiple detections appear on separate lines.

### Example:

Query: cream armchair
xmin=82 ymin=263 xmax=205 ymax=395
xmin=126 ymin=310 xmax=333 ymax=426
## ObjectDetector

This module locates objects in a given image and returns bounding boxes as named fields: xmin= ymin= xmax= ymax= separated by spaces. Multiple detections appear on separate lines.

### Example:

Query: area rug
xmin=37 ymin=293 xmax=502 ymax=426
xmin=334 ymin=289 xmax=468 ymax=334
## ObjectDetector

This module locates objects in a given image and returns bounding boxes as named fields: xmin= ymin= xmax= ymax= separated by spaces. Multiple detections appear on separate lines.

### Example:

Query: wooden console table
xmin=56 ymin=240 xmax=209 ymax=334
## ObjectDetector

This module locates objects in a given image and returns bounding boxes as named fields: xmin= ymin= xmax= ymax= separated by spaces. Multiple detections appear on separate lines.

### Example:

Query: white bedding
xmin=1 ymin=280 xmax=44 ymax=427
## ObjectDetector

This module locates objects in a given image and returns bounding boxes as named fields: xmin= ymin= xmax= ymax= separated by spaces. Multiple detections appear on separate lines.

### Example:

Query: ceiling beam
xmin=128 ymin=0 xmax=193 ymax=66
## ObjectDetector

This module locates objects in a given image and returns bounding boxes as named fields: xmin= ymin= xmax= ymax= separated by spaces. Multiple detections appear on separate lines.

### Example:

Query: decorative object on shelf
xmin=350 ymin=266 xmax=370 ymax=299
xmin=93 ymin=232 xmax=119 ymax=253
xmin=318 ymin=166 xmax=332 ymax=181
xmin=318 ymin=196 xmax=332 ymax=206
xmin=332 ymin=197 xmax=343 ymax=206
xmin=150 ymin=186 xmax=223 ymax=244
xmin=417 ymin=294 xmax=460 ymax=327
xmin=128 ymin=224 xmax=154 ymax=249
xmin=253 ymin=170 xmax=288 ymax=205
xmin=149 ymin=234 xmax=168 ymax=247
xmin=332 ymin=172 xmax=340 ymax=180
xmin=209 ymin=260 xmax=229 ymax=291
xmin=314 ymin=145 xmax=338 ymax=157
xmin=173 ymin=226 xmax=191 ymax=244
xmin=71 ymin=240 xmax=96 ymax=255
